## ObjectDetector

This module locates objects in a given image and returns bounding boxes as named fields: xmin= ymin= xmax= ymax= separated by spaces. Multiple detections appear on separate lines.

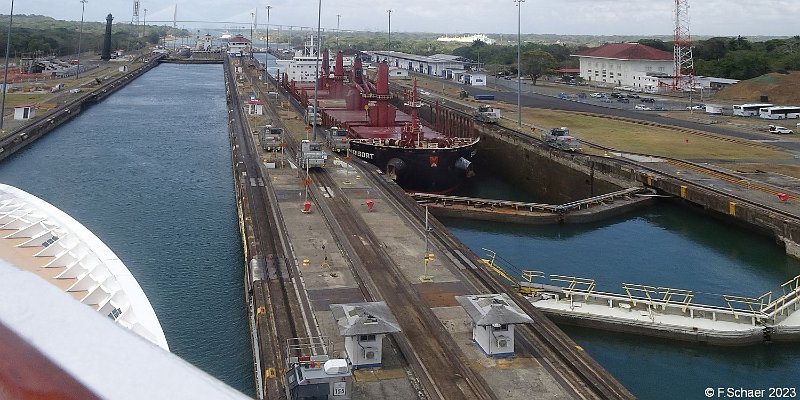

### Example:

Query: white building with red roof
xmin=573 ymin=43 xmax=675 ymax=90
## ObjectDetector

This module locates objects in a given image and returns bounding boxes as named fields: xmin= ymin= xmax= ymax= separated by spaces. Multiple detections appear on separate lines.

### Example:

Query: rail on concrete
xmin=411 ymin=187 xmax=651 ymax=214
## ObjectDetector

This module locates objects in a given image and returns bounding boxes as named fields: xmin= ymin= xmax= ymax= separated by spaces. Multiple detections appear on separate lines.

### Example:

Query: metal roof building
xmin=456 ymin=294 xmax=532 ymax=357
xmin=365 ymin=51 xmax=471 ymax=77
xmin=330 ymin=302 xmax=400 ymax=368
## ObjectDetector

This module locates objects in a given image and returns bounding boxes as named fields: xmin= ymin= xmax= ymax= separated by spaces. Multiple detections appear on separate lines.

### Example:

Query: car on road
xmin=686 ymin=105 xmax=704 ymax=110
xmin=610 ymin=92 xmax=624 ymax=98
xmin=419 ymin=90 xmax=431 ymax=96
xmin=589 ymin=92 xmax=604 ymax=98
xmin=600 ymin=98 xmax=613 ymax=103
xmin=577 ymin=92 xmax=587 ymax=99
xmin=635 ymin=104 xmax=652 ymax=111
xmin=617 ymin=98 xmax=630 ymax=103
xmin=640 ymin=97 xmax=656 ymax=103
xmin=558 ymin=92 xmax=571 ymax=99
xmin=768 ymin=125 xmax=793 ymax=134
xmin=627 ymin=94 xmax=640 ymax=99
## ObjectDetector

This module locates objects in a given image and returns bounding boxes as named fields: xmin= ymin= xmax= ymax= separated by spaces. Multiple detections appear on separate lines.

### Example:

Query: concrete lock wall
xmin=474 ymin=125 xmax=630 ymax=204
xmin=641 ymin=174 xmax=800 ymax=258
xmin=474 ymin=123 xmax=800 ymax=257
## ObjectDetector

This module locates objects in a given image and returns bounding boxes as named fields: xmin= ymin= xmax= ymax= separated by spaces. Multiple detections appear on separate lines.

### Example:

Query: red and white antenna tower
xmin=672 ymin=0 xmax=694 ymax=91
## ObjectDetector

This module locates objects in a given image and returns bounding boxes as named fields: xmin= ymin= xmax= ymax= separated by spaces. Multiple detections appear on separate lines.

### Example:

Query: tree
xmin=521 ymin=48 xmax=557 ymax=85
xmin=638 ymin=39 xmax=671 ymax=52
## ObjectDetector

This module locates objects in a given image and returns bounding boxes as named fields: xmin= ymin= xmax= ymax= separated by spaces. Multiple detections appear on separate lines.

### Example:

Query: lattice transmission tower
xmin=672 ymin=0 xmax=695 ymax=91
xmin=131 ymin=1 xmax=140 ymax=25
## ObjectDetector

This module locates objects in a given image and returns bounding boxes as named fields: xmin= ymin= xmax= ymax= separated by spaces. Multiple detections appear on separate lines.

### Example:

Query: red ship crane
xmin=672 ymin=0 xmax=695 ymax=91
xmin=400 ymin=79 xmax=423 ymax=147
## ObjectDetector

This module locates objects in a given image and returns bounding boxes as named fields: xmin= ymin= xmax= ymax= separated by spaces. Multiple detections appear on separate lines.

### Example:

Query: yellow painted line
xmin=668 ymin=160 xmax=797 ymax=200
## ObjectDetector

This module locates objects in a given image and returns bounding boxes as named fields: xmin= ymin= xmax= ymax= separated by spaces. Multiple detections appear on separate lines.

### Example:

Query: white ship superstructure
xmin=0 ymin=183 xmax=169 ymax=350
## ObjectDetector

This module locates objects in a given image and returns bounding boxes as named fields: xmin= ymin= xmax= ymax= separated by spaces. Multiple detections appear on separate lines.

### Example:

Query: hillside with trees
xmin=0 ymin=14 xmax=187 ymax=58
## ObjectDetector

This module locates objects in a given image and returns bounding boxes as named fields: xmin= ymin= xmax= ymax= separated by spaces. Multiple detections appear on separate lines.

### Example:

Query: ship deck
xmin=0 ymin=184 xmax=169 ymax=350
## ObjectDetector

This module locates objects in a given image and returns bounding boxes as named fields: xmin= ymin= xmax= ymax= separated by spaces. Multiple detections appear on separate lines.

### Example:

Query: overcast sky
xmin=9 ymin=0 xmax=800 ymax=37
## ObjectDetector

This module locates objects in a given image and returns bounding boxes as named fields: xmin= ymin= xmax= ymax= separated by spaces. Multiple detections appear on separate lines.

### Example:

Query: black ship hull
xmin=349 ymin=140 xmax=477 ymax=193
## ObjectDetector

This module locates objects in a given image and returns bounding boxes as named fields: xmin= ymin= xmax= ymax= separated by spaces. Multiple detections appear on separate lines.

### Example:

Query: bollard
xmin=302 ymin=200 xmax=312 ymax=213
xmin=366 ymin=199 xmax=375 ymax=212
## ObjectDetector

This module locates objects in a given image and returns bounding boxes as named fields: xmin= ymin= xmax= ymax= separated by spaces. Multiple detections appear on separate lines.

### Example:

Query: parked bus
xmin=759 ymin=106 xmax=800 ymax=120
xmin=733 ymin=103 xmax=773 ymax=117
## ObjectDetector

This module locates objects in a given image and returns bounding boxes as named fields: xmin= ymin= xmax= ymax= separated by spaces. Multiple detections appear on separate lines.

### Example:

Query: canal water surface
xmin=447 ymin=174 xmax=800 ymax=399
xmin=0 ymin=64 xmax=254 ymax=395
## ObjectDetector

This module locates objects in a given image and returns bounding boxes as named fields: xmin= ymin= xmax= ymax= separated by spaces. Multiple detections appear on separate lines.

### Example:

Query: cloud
xmin=6 ymin=0 xmax=799 ymax=36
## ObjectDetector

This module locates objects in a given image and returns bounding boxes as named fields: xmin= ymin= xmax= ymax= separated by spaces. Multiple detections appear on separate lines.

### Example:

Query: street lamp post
xmin=142 ymin=9 xmax=147 ymax=39
xmin=250 ymin=12 xmax=255 ymax=59
xmin=312 ymin=0 xmax=322 ymax=141
xmin=77 ymin=0 xmax=88 ymax=80
xmin=265 ymin=5 xmax=271 ymax=53
xmin=387 ymin=10 xmax=392 ymax=51
xmin=336 ymin=14 xmax=341 ymax=49
xmin=265 ymin=5 xmax=271 ymax=85
xmin=1 ymin=0 xmax=15 ymax=131
xmin=514 ymin=0 xmax=524 ymax=127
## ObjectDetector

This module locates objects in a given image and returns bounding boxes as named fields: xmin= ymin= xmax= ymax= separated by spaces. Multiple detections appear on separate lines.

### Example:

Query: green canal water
xmin=446 ymin=175 xmax=800 ymax=399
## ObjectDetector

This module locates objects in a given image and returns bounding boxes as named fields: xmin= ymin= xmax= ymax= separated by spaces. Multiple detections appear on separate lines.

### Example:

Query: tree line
xmin=0 ymin=14 xmax=188 ymax=59
xmin=325 ymin=33 xmax=799 ymax=84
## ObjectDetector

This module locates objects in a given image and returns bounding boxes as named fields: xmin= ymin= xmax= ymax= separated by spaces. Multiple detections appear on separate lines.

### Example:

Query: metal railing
xmin=411 ymin=187 xmax=650 ymax=214
xmin=481 ymin=249 xmax=800 ymax=326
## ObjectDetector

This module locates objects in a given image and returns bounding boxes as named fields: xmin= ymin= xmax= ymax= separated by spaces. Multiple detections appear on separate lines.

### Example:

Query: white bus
xmin=759 ymin=106 xmax=800 ymax=120
xmin=733 ymin=103 xmax=773 ymax=117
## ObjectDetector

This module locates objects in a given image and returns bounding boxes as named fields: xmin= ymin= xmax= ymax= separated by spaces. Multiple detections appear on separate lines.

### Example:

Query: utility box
xmin=285 ymin=337 xmax=352 ymax=400
xmin=330 ymin=302 xmax=401 ymax=369
xmin=456 ymin=294 xmax=533 ymax=357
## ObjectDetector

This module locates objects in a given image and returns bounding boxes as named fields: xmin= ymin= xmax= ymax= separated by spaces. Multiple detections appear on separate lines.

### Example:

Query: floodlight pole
xmin=0 ymin=0 xmax=15 ymax=131
xmin=515 ymin=0 xmax=525 ymax=127
xmin=387 ymin=10 xmax=392 ymax=51
xmin=265 ymin=5 xmax=271 ymax=85
xmin=77 ymin=0 xmax=87 ymax=80
xmin=312 ymin=0 xmax=322 ymax=141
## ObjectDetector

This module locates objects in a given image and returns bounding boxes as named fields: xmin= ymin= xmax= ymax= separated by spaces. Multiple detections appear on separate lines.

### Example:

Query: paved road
xmin=462 ymin=78 xmax=800 ymax=154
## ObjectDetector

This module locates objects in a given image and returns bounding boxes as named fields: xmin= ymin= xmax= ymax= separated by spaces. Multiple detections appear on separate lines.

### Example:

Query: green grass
xmin=500 ymin=108 xmax=789 ymax=160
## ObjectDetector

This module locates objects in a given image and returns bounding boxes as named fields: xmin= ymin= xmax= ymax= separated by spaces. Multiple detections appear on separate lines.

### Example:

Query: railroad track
xmin=308 ymin=168 xmax=497 ymax=400
xmin=268 ymin=69 xmax=633 ymax=399
xmin=359 ymin=157 xmax=635 ymax=400
xmin=225 ymin=57 xmax=316 ymax=400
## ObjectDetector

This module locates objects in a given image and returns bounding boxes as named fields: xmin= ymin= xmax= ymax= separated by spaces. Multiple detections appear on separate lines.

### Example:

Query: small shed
xmin=247 ymin=99 xmax=264 ymax=115
xmin=330 ymin=302 xmax=401 ymax=368
xmin=455 ymin=293 xmax=532 ymax=357
xmin=14 ymin=104 xmax=36 ymax=121
xmin=388 ymin=67 xmax=409 ymax=80
xmin=464 ymin=73 xmax=487 ymax=86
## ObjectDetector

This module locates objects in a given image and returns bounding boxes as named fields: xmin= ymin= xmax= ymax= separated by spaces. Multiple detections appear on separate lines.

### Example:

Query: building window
xmin=658 ymin=67 xmax=665 ymax=72
xmin=359 ymin=334 xmax=376 ymax=342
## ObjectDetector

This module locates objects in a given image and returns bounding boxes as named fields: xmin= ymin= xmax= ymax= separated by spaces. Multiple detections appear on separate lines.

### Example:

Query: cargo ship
xmin=280 ymin=47 xmax=478 ymax=193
